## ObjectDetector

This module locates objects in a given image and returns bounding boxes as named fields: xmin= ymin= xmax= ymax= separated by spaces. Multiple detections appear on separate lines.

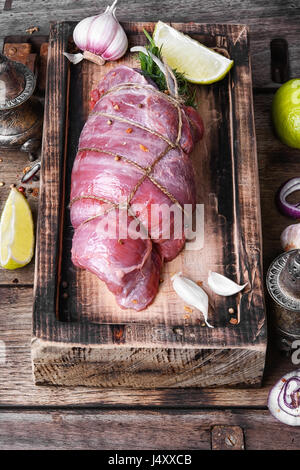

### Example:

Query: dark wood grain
xmin=33 ymin=22 xmax=71 ymax=340
xmin=0 ymin=409 xmax=299 ymax=450
xmin=32 ymin=21 xmax=266 ymax=387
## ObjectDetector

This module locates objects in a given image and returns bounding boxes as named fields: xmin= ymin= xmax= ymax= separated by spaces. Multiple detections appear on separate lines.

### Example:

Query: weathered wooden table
xmin=0 ymin=0 xmax=300 ymax=450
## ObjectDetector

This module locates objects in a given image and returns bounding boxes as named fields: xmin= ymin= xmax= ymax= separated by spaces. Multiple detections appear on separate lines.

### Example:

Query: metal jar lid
xmin=267 ymin=249 xmax=300 ymax=312
xmin=0 ymin=53 xmax=36 ymax=110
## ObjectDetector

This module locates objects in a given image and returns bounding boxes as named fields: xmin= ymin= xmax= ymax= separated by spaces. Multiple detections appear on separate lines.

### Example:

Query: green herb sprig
xmin=138 ymin=29 xmax=197 ymax=108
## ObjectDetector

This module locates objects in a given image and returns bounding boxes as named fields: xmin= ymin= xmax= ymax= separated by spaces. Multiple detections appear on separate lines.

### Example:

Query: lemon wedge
xmin=153 ymin=21 xmax=234 ymax=84
xmin=0 ymin=187 xmax=34 ymax=269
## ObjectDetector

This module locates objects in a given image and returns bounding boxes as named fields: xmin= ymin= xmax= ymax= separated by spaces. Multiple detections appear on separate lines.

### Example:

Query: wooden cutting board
xmin=32 ymin=21 xmax=266 ymax=388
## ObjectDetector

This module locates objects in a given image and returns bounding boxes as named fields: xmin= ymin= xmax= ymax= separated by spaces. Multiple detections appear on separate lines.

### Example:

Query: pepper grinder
xmin=0 ymin=53 xmax=43 ymax=161
xmin=267 ymin=249 xmax=300 ymax=353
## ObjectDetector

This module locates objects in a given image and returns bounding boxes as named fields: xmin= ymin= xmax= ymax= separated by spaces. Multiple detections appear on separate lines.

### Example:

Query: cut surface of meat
xmin=70 ymin=65 xmax=203 ymax=311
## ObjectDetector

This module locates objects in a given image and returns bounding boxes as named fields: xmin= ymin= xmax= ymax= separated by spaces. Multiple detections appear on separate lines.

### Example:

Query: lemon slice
xmin=0 ymin=187 xmax=34 ymax=269
xmin=153 ymin=21 xmax=234 ymax=84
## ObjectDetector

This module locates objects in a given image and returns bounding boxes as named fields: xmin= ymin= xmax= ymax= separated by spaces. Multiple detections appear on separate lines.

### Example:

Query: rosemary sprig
xmin=138 ymin=29 xmax=197 ymax=108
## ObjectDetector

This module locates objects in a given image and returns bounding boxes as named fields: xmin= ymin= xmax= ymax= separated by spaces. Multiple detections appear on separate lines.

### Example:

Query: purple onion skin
xmin=268 ymin=370 xmax=300 ymax=426
xmin=276 ymin=178 xmax=300 ymax=219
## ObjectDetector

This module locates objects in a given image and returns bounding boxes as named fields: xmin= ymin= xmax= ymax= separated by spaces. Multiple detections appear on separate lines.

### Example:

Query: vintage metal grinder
xmin=267 ymin=249 xmax=300 ymax=353
xmin=0 ymin=52 xmax=43 ymax=161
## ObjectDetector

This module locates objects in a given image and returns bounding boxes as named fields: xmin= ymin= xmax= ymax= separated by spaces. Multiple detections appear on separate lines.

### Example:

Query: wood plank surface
xmin=0 ymin=409 xmax=299 ymax=450
xmin=0 ymin=286 xmax=295 ymax=406
xmin=0 ymin=1 xmax=299 ymax=88
xmin=31 ymin=21 xmax=266 ymax=387
xmin=33 ymin=21 xmax=71 ymax=339
xmin=0 ymin=0 xmax=299 ymax=450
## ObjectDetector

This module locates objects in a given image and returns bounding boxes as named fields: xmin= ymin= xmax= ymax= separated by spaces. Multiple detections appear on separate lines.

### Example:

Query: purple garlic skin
xmin=73 ymin=0 xmax=128 ymax=62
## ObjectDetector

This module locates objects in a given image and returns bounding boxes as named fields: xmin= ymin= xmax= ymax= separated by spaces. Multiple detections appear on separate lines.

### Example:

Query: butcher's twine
xmin=70 ymin=79 xmax=186 ymax=228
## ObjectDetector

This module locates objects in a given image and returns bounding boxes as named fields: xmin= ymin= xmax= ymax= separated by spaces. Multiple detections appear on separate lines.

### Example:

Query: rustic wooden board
xmin=0 ymin=286 xmax=295 ymax=406
xmin=59 ymin=26 xmax=258 ymax=328
xmin=0 ymin=409 xmax=299 ymax=450
xmin=32 ymin=21 xmax=266 ymax=387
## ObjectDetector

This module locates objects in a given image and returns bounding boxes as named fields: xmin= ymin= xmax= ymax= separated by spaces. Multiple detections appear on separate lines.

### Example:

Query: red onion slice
xmin=276 ymin=177 xmax=300 ymax=219
xmin=268 ymin=370 xmax=300 ymax=426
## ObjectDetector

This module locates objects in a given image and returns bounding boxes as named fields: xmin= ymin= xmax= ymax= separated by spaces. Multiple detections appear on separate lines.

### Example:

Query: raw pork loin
xmin=70 ymin=65 xmax=203 ymax=310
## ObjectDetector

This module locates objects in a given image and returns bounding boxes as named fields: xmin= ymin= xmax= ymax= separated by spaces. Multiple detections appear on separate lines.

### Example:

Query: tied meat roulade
xmin=70 ymin=65 xmax=203 ymax=310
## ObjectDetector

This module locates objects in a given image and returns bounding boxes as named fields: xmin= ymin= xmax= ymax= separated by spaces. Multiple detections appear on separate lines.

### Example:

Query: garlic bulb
xmin=64 ymin=0 xmax=128 ymax=65
xmin=171 ymin=272 xmax=214 ymax=328
xmin=208 ymin=271 xmax=247 ymax=296
xmin=281 ymin=223 xmax=300 ymax=251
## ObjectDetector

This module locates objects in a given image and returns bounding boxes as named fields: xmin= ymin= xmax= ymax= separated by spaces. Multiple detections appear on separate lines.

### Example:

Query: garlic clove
xmin=171 ymin=272 xmax=214 ymax=328
xmin=73 ymin=16 xmax=94 ymax=51
xmin=208 ymin=271 xmax=247 ymax=296
xmin=63 ymin=52 xmax=84 ymax=64
xmin=87 ymin=11 xmax=118 ymax=54
xmin=281 ymin=223 xmax=300 ymax=251
xmin=102 ymin=24 xmax=128 ymax=60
